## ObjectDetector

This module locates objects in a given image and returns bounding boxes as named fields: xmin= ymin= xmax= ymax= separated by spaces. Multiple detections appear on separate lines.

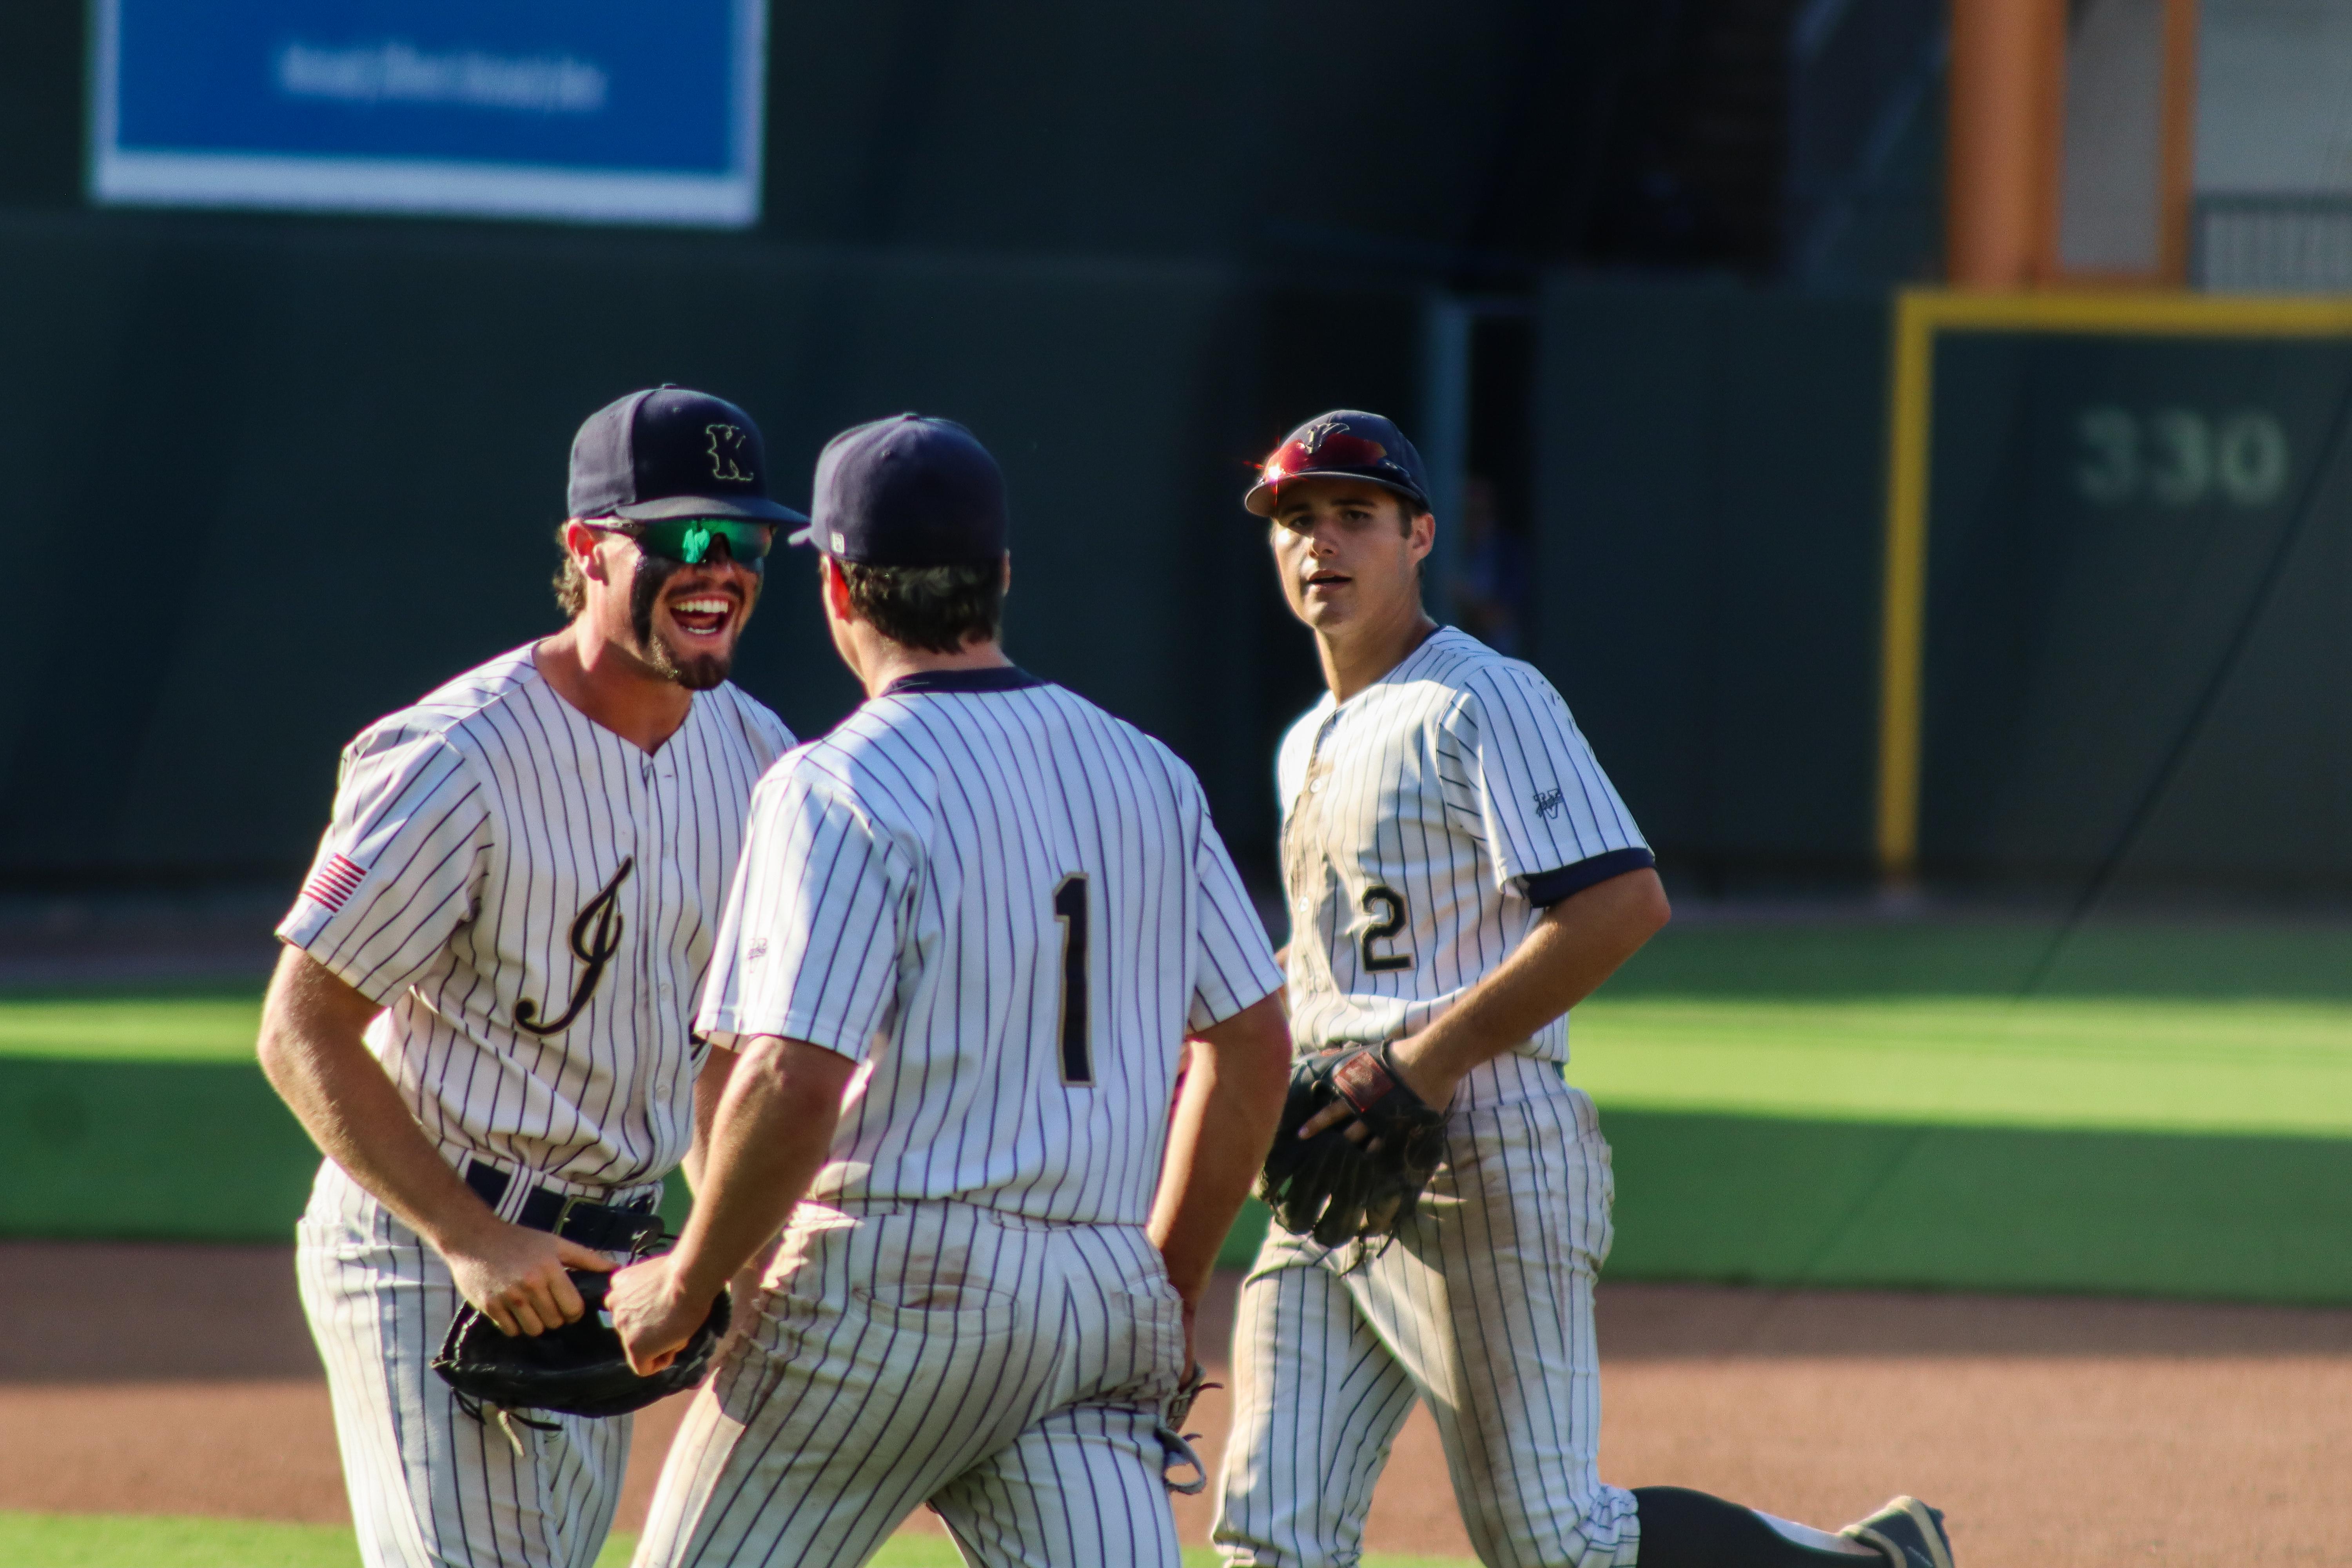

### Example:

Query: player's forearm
xmin=256 ymin=945 xmax=501 ymax=1255
xmin=1149 ymin=993 xmax=1292 ymax=1303
xmin=681 ymin=1044 xmax=738 ymax=1196
xmin=1397 ymin=869 xmax=1670 ymax=1096
xmin=666 ymin=1035 xmax=854 ymax=1304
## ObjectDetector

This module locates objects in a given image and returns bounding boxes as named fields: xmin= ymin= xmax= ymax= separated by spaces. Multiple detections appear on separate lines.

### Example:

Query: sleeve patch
xmin=300 ymin=853 xmax=367 ymax=914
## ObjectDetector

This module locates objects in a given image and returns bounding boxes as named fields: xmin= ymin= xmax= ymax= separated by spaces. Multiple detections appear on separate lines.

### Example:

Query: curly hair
xmin=553 ymin=525 xmax=588 ymax=617
xmin=838 ymin=558 xmax=1005 ymax=653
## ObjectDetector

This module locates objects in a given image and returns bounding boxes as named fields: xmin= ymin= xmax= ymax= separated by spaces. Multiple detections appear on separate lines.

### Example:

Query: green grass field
xmin=0 ymin=1513 xmax=1469 ymax=1568
xmin=10 ymin=920 xmax=2350 ymax=1137
xmin=1574 ymin=919 xmax=2352 ymax=1134
xmin=0 ymin=990 xmax=265 ymax=1063
xmin=1571 ymin=996 xmax=2352 ymax=1133
xmin=3 ymin=918 xmax=2348 ymax=1291
xmin=0 ymin=920 xmax=2346 ymax=1560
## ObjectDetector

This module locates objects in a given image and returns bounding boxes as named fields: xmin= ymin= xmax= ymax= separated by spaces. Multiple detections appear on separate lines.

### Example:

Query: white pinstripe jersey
xmin=278 ymin=646 xmax=793 ymax=1190
xmin=1277 ymin=626 xmax=1651 ymax=1064
xmin=697 ymin=666 xmax=1284 ymax=1225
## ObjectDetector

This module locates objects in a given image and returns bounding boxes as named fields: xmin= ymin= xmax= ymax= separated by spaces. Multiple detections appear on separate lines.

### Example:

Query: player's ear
xmin=998 ymin=552 xmax=1012 ymax=599
xmin=562 ymin=520 xmax=613 ymax=586
xmin=1405 ymin=508 xmax=1435 ymax=564
xmin=818 ymin=554 xmax=857 ymax=622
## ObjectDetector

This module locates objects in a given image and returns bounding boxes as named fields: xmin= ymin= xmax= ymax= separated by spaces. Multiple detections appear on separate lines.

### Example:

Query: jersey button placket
xmin=636 ymin=755 xmax=661 ymax=1045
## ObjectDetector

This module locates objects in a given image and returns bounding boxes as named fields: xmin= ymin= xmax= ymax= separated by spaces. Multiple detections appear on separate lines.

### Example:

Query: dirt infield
xmin=5 ymin=1241 xmax=2348 ymax=1565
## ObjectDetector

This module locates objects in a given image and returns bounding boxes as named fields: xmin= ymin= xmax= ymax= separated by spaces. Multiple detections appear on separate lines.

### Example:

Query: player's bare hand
xmin=1298 ymin=1038 xmax=1456 ymax=1143
xmin=1298 ymin=1095 xmax=1361 ymax=1142
xmin=443 ymin=1221 xmax=613 ymax=1338
xmin=608 ymin=1255 xmax=709 ymax=1376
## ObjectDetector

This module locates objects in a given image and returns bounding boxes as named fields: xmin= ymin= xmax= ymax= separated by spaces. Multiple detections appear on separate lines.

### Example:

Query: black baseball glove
xmin=1259 ymin=1042 xmax=1448 ymax=1248
xmin=433 ymin=1256 xmax=730 ymax=1427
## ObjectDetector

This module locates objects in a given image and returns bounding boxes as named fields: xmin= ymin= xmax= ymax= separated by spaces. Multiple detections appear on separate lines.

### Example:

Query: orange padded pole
xmin=1947 ymin=0 xmax=2069 ymax=287
xmin=2156 ymin=0 xmax=2200 ymax=283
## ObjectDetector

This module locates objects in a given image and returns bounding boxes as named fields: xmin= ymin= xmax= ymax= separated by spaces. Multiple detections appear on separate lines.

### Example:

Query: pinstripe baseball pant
xmin=633 ymin=1201 xmax=1191 ymax=1568
xmin=1214 ymin=1056 xmax=1640 ymax=1568
xmin=296 ymin=1160 xmax=654 ymax=1568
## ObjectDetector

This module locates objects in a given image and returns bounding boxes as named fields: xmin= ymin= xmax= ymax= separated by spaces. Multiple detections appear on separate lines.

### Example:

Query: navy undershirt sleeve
xmin=1520 ymin=846 xmax=1657 ymax=908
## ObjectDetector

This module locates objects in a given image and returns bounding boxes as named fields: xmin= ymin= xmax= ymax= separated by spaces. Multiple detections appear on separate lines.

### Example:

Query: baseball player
xmin=256 ymin=387 xmax=802 ymax=1568
xmin=605 ymin=414 xmax=1294 ymax=1568
xmin=1213 ymin=410 xmax=1958 ymax=1568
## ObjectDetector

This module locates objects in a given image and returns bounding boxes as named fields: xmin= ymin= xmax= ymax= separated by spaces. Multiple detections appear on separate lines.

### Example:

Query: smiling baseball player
xmin=605 ymin=414 xmax=1294 ymax=1568
xmin=256 ymin=387 xmax=800 ymax=1568
xmin=1213 ymin=410 xmax=1957 ymax=1568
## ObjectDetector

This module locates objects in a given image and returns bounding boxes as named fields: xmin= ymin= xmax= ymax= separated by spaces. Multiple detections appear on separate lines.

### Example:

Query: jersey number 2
xmin=1053 ymin=873 xmax=1093 ymax=1085
xmin=1360 ymin=884 xmax=1414 ymax=973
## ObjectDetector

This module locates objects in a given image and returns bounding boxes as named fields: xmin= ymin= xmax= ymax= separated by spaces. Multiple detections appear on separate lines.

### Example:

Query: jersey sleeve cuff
xmin=1519 ymin=846 xmax=1655 ymax=908
xmin=1187 ymin=977 xmax=1285 ymax=1036
xmin=695 ymin=1008 xmax=873 ymax=1064
xmin=273 ymin=916 xmax=404 ymax=1008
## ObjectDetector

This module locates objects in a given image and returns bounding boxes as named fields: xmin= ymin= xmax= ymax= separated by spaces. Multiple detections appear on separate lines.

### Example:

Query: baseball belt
xmin=462 ymin=1160 xmax=662 ymax=1254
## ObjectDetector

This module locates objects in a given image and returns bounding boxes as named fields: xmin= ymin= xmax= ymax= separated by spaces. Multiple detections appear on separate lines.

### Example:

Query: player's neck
xmin=533 ymin=625 xmax=695 ymax=755
xmin=843 ymin=625 xmax=1014 ymax=701
xmin=1317 ymin=610 xmax=1439 ymax=704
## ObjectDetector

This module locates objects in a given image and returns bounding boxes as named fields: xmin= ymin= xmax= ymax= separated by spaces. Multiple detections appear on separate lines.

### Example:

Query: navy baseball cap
xmin=567 ymin=386 xmax=808 ymax=526
xmin=790 ymin=414 xmax=1008 ymax=566
xmin=1244 ymin=410 xmax=1431 ymax=518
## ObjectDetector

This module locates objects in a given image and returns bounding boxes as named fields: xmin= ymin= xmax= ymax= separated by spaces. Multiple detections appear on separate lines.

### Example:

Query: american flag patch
xmin=301 ymin=853 xmax=366 ymax=914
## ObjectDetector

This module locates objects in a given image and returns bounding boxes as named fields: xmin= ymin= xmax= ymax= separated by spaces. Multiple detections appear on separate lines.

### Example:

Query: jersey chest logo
xmin=515 ymin=857 xmax=634 ymax=1036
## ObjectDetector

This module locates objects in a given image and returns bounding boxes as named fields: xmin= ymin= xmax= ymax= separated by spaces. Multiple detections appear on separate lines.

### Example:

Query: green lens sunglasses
xmin=587 ymin=517 xmax=775 ymax=568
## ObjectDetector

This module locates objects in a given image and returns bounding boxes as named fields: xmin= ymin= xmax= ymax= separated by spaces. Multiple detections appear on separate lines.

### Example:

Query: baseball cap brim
xmin=1244 ymin=469 xmax=1430 ymax=519
xmin=607 ymin=492 xmax=809 ymax=525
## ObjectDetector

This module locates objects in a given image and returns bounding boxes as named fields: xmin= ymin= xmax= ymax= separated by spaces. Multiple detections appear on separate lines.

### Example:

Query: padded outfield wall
xmin=0 ymin=210 xmax=1399 ymax=890
xmin=1535 ymin=281 xmax=2352 ymax=896
xmin=19 ymin=265 xmax=2352 ymax=894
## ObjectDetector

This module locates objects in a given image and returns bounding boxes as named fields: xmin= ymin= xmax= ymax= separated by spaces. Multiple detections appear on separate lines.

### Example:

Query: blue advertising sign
xmin=91 ymin=0 xmax=766 ymax=227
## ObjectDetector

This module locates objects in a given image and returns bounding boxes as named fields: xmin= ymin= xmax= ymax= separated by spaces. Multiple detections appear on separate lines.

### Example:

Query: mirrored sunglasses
xmin=589 ymin=518 xmax=774 ymax=568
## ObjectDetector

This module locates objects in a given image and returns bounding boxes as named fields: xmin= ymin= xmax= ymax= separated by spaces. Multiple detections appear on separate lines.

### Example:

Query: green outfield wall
xmin=1534 ymin=283 xmax=1889 ymax=882
xmin=18 ymin=245 xmax=2352 ymax=897
xmin=10 ymin=1054 xmax=2346 ymax=1305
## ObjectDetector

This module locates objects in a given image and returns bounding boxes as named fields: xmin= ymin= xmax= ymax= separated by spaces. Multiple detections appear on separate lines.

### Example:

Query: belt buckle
xmin=550 ymin=1191 xmax=598 ymax=1244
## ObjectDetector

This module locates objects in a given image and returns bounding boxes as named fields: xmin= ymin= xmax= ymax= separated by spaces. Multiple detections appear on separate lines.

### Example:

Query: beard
xmin=629 ymin=553 xmax=747 ymax=691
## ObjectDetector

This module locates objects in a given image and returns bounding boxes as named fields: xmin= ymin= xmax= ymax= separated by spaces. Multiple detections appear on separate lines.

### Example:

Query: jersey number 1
xmin=1053 ymin=873 xmax=1093 ymax=1085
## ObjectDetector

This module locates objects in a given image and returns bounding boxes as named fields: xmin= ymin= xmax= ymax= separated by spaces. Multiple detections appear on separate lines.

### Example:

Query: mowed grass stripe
xmin=1569 ymin=996 xmax=2352 ymax=1136
xmin=5 ymin=985 xmax=2352 ymax=1136
xmin=0 ymin=1514 xmax=1470 ymax=1568
xmin=0 ymin=995 xmax=264 ymax=1063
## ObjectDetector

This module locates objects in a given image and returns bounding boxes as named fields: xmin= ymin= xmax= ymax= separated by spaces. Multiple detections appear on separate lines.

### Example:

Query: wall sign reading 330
xmin=2073 ymin=407 xmax=2290 ymax=508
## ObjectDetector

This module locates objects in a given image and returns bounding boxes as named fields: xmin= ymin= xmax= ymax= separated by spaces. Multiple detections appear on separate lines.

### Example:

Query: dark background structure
xmin=0 ymin=0 xmax=1953 ymax=897
xmin=23 ymin=0 xmax=2350 ymax=902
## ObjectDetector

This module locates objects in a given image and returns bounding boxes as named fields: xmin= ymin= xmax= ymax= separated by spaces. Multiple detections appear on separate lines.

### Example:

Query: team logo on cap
xmin=705 ymin=424 xmax=754 ymax=483
xmin=1296 ymin=419 xmax=1380 ymax=461
xmin=1262 ymin=419 xmax=1394 ymax=485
